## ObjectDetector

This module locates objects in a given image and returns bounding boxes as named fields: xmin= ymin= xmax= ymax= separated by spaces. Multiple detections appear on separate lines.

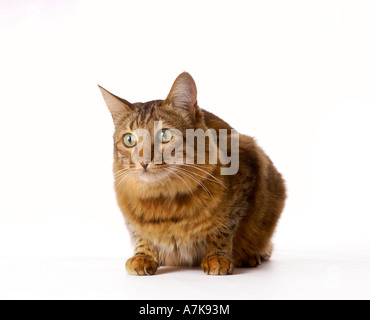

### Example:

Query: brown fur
xmin=99 ymin=72 xmax=286 ymax=275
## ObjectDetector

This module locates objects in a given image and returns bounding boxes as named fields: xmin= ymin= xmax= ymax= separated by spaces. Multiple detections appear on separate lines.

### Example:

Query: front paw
xmin=126 ymin=256 xmax=159 ymax=276
xmin=201 ymin=255 xmax=234 ymax=275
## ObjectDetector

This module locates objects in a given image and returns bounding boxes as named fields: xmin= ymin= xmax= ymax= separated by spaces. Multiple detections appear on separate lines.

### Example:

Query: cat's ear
xmin=98 ymin=85 xmax=133 ymax=124
xmin=165 ymin=72 xmax=198 ymax=120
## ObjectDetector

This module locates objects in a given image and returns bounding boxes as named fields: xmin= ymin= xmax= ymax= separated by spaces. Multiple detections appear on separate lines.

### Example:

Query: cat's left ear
xmin=164 ymin=72 xmax=199 ymax=121
xmin=98 ymin=85 xmax=133 ymax=125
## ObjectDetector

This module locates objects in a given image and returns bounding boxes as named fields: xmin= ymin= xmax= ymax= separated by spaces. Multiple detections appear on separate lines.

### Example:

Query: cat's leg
xmin=201 ymin=231 xmax=235 ymax=275
xmin=233 ymin=240 xmax=273 ymax=268
xmin=242 ymin=242 xmax=273 ymax=267
xmin=126 ymin=237 xmax=159 ymax=276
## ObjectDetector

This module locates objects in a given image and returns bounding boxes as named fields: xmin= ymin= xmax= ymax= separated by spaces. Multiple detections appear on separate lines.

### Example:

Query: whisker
xmin=173 ymin=166 xmax=224 ymax=188
xmin=166 ymin=167 xmax=194 ymax=195
xmin=171 ymin=167 xmax=213 ymax=197
xmin=171 ymin=163 xmax=227 ymax=189
xmin=113 ymin=169 xmax=130 ymax=179
xmin=114 ymin=170 xmax=134 ymax=189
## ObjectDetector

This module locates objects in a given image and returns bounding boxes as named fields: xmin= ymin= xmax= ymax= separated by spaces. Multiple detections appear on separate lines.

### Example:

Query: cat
xmin=99 ymin=72 xmax=286 ymax=275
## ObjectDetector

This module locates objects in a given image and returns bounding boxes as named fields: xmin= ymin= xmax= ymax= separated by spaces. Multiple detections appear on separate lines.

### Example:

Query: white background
xmin=1 ymin=0 xmax=370 ymax=300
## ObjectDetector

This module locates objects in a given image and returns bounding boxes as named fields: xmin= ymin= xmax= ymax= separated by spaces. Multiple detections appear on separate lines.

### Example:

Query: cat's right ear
xmin=164 ymin=72 xmax=198 ymax=120
xmin=98 ymin=85 xmax=133 ymax=124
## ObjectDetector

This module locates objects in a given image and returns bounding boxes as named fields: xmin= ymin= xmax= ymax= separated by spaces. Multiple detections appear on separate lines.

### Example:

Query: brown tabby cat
xmin=99 ymin=72 xmax=286 ymax=275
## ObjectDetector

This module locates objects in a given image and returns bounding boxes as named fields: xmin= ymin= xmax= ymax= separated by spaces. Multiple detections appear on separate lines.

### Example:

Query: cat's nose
xmin=140 ymin=161 xmax=149 ymax=170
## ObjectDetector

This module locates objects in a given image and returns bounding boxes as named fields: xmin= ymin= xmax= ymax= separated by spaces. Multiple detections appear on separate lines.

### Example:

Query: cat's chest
xmin=130 ymin=193 xmax=210 ymax=222
xmin=126 ymin=195 xmax=218 ymax=245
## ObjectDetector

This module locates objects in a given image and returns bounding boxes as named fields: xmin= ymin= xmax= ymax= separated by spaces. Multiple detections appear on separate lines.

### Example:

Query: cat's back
xmin=202 ymin=108 xmax=284 ymax=192
xmin=202 ymin=109 xmax=233 ymax=131
xmin=202 ymin=108 xmax=257 ymax=157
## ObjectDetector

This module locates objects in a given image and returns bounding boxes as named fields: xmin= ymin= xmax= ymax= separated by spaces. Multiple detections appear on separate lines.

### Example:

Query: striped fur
xmin=100 ymin=73 xmax=286 ymax=275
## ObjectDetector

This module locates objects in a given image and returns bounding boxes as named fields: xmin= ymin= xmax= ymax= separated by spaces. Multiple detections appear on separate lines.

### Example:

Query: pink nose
xmin=140 ymin=161 xmax=149 ymax=170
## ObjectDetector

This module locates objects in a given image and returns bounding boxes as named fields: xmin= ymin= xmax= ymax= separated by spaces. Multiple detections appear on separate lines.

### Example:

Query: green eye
xmin=123 ymin=133 xmax=137 ymax=148
xmin=160 ymin=129 xmax=173 ymax=143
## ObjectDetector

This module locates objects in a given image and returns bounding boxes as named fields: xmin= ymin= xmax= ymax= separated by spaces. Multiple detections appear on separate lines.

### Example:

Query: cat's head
xmin=99 ymin=72 xmax=215 ymax=195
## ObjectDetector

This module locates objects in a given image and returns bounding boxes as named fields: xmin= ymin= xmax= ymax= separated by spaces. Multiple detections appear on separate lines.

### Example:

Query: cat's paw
xmin=126 ymin=256 xmax=159 ymax=276
xmin=242 ymin=254 xmax=262 ymax=268
xmin=201 ymin=255 xmax=234 ymax=275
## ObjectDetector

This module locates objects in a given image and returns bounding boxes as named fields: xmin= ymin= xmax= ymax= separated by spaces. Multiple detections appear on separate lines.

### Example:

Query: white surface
xmin=1 ymin=245 xmax=369 ymax=300
xmin=1 ymin=1 xmax=370 ymax=300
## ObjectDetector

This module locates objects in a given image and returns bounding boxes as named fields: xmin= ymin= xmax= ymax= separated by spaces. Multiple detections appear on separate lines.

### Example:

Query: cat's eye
xmin=159 ymin=129 xmax=173 ymax=143
xmin=122 ymin=133 xmax=137 ymax=148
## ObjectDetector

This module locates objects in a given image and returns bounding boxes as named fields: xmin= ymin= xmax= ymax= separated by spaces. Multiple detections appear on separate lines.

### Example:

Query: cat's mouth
xmin=136 ymin=168 xmax=169 ymax=182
